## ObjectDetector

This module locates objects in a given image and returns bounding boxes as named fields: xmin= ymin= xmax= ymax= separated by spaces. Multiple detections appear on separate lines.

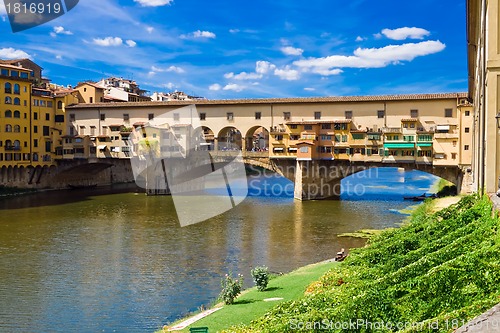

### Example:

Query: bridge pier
xmin=293 ymin=160 xmax=344 ymax=200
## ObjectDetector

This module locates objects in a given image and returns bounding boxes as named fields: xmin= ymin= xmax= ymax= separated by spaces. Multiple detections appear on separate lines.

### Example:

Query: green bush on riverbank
xmin=226 ymin=194 xmax=500 ymax=332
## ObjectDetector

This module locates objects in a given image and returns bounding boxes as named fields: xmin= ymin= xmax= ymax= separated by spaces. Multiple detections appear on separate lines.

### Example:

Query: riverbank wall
xmin=0 ymin=159 xmax=135 ymax=190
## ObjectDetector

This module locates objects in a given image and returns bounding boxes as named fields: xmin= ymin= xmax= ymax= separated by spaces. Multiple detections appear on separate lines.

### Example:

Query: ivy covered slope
xmin=226 ymin=195 xmax=500 ymax=333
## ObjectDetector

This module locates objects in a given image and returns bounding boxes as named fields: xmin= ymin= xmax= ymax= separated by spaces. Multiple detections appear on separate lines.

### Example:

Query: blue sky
xmin=0 ymin=0 xmax=467 ymax=99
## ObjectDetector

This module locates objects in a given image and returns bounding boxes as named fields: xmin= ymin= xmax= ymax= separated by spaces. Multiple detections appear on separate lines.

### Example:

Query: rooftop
xmin=67 ymin=92 xmax=468 ymax=109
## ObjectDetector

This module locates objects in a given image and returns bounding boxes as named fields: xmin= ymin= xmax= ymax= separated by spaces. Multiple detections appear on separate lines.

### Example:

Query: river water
xmin=0 ymin=168 xmax=436 ymax=332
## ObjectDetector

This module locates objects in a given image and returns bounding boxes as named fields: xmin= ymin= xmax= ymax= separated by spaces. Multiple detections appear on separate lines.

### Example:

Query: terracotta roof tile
xmin=66 ymin=92 xmax=468 ymax=109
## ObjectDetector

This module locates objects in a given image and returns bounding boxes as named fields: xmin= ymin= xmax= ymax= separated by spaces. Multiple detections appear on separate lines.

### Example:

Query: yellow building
xmin=467 ymin=0 xmax=500 ymax=193
xmin=0 ymin=63 xmax=32 ymax=166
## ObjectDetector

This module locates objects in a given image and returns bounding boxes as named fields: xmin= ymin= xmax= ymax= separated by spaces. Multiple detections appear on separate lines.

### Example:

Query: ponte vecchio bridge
xmin=42 ymin=92 xmax=474 ymax=200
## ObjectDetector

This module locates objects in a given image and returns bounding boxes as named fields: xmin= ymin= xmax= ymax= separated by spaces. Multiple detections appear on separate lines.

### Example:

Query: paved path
xmin=455 ymin=303 xmax=500 ymax=332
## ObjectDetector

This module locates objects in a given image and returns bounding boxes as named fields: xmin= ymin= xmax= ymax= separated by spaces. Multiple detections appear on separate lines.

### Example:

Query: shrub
xmin=251 ymin=266 xmax=270 ymax=291
xmin=219 ymin=273 xmax=244 ymax=305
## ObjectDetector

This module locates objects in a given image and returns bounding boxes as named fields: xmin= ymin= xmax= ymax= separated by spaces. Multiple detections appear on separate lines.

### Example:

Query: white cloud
xmin=229 ymin=29 xmax=240 ymax=34
xmin=163 ymin=82 xmax=175 ymax=90
xmin=355 ymin=36 xmax=365 ymax=42
xmin=224 ymin=71 xmax=262 ymax=80
xmin=51 ymin=26 xmax=73 ymax=36
xmin=180 ymin=30 xmax=216 ymax=40
xmin=93 ymin=37 xmax=123 ymax=46
xmin=56 ymin=55 xmax=62 ymax=60
xmin=151 ymin=65 xmax=185 ymax=74
xmin=304 ymin=87 xmax=315 ymax=91
xmin=148 ymin=71 xmax=156 ymax=77
xmin=281 ymin=46 xmax=304 ymax=56
xmin=223 ymin=83 xmax=245 ymax=92
xmin=294 ymin=40 xmax=446 ymax=74
xmin=255 ymin=61 xmax=276 ymax=74
xmin=125 ymin=40 xmax=137 ymax=47
xmin=146 ymin=26 xmax=154 ymax=33
xmin=209 ymin=84 xmax=221 ymax=91
xmin=311 ymin=68 xmax=343 ymax=76
xmin=373 ymin=33 xmax=382 ymax=39
xmin=274 ymin=66 xmax=300 ymax=81
xmin=381 ymin=27 xmax=430 ymax=40
xmin=0 ymin=47 xmax=31 ymax=59
xmin=134 ymin=0 xmax=173 ymax=7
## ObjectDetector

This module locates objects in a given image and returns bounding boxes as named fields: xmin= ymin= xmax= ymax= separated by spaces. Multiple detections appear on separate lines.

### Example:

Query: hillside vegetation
xmin=226 ymin=194 xmax=500 ymax=332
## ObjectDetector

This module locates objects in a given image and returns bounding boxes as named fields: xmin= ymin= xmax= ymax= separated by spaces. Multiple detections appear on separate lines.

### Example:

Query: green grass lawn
xmin=160 ymin=261 xmax=338 ymax=333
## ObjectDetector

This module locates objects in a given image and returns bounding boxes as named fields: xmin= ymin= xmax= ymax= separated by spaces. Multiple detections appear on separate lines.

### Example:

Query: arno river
xmin=0 ymin=168 xmax=436 ymax=332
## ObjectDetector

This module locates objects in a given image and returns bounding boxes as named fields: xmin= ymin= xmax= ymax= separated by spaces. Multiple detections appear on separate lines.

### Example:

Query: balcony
xmin=4 ymin=146 xmax=21 ymax=151
xmin=383 ymin=127 xmax=402 ymax=133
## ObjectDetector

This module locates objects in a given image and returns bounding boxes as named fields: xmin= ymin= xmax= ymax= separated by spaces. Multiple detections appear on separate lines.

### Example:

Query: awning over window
xmin=384 ymin=143 xmax=415 ymax=149
xmin=436 ymin=125 xmax=450 ymax=131
xmin=97 ymin=145 xmax=107 ymax=150
xmin=417 ymin=143 xmax=433 ymax=147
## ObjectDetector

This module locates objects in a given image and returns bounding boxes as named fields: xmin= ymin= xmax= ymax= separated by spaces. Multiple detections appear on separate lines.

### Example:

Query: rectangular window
xmin=352 ymin=134 xmax=364 ymax=140
xmin=283 ymin=112 xmax=291 ymax=120
xmin=445 ymin=108 xmax=453 ymax=118
xmin=200 ymin=113 xmax=206 ymax=121
xmin=465 ymin=111 xmax=470 ymax=116
xmin=341 ymin=135 xmax=348 ymax=142
xmin=45 ymin=141 xmax=51 ymax=153
xmin=47 ymin=101 xmax=53 ymax=108
xmin=464 ymin=145 xmax=469 ymax=150
xmin=80 ymin=126 xmax=85 ymax=135
xmin=377 ymin=110 xmax=385 ymax=118
xmin=290 ymin=124 xmax=298 ymax=129
xmin=70 ymin=113 xmax=75 ymax=122
xmin=255 ymin=112 xmax=261 ymax=120
xmin=100 ymin=113 xmax=105 ymax=121
xmin=89 ymin=97 xmax=93 ymax=103
xmin=55 ymin=115 xmax=64 ymax=123
xmin=345 ymin=111 xmax=352 ymax=119
xmin=123 ymin=113 xmax=129 ymax=121
xmin=34 ymin=139 xmax=38 ymax=147
xmin=299 ymin=146 xmax=309 ymax=153
xmin=34 ymin=112 xmax=38 ymax=120
xmin=410 ymin=109 xmax=418 ymax=118
xmin=173 ymin=113 xmax=179 ymax=121
xmin=24 ymin=141 xmax=27 ymax=147
xmin=321 ymin=124 xmax=331 ymax=130
xmin=314 ymin=111 xmax=321 ymax=120
xmin=451 ymin=153 xmax=457 ymax=159
xmin=90 ymin=126 xmax=96 ymax=136
xmin=465 ymin=127 xmax=470 ymax=133
xmin=304 ymin=124 xmax=313 ymax=130
xmin=43 ymin=126 xmax=50 ymax=136
xmin=45 ymin=113 xmax=50 ymax=121
xmin=227 ymin=112 xmax=234 ymax=121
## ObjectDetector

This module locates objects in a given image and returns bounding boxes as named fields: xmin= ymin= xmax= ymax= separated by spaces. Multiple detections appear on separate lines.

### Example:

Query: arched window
xmin=13 ymin=98 xmax=20 ymax=105
xmin=5 ymin=96 xmax=12 ymax=104
xmin=13 ymin=110 xmax=20 ymax=118
xmin=4 ymin=82 xmax=11 ymax=93
xmin=33 ymin=153 xmax=38 ymax=161
xmin=13 ymin=125 xmax=20 ymax=133
xmin=57 ymin=100 xmax=63 ymax=109
xmin=5 ymin=140 xmax=12 ymax=148
xmin=4 ymin=110 xmax=12 ymax=118
xmin=5 ymin=124 xmax=12 ymax=132
xmin=13 ymin=140 xmax=20 ymax=149
xmin=13 ymin=84 xmax=20 ymax=94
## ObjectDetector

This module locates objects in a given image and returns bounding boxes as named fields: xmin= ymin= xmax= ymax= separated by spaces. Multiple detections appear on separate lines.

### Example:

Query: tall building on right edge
xmin=467 ymin=0 xmax=500 ymax=193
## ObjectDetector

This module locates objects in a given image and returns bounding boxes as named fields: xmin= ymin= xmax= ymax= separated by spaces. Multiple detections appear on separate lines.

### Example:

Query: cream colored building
xmin=467 ymin=0 xmax=500 ymax=193
xmin=64 ymin=93 xmax=472 ymax=170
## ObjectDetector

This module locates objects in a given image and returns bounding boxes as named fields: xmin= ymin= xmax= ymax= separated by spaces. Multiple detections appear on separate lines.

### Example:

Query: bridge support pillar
xmin=293 ymin=160 xmax=343 ymax=200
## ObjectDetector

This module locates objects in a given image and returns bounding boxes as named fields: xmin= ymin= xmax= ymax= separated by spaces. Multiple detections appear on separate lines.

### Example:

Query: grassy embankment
xmin=222 ymin=194 xmax=500 ymax=332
